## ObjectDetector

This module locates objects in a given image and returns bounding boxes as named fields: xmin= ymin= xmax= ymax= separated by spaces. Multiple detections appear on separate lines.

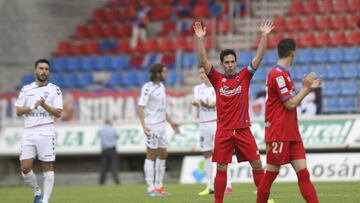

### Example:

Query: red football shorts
xmin=212 ymin=128 xmax=260 ymax=164
xmin=265 ymin=141 xmax=306 ymax=165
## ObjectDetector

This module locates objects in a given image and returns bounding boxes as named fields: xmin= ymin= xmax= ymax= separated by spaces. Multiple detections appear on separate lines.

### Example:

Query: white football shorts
xmin=199 ymin=121 xmax=216 ymax=152
xmin=20 ymin=129 xmax=56 ymax=162
xmin=145 ymin=122 xmax=168 ymax=149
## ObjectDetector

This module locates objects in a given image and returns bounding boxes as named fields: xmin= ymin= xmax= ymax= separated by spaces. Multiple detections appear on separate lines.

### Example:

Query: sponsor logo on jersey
xmin=276 ymin=76 xmax=286 ymax=88
xmin=280 ymin=88 xmax=289 ymax=94
xmin=219 ymin=85 xmax=242 ymax=96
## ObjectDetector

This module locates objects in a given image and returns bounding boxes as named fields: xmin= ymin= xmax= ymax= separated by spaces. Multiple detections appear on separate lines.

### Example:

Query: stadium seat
xmin=84 ymin=40 xmax=100 ymax=55
xmin=96 ymin=56 xmax=111 ymax=71
xmin=328 ymin=47 xmax=344 ymax=62
xmin=166 ymin=69 xmax=178 ymax=86
xmin=109 ymin=55 xmax=129 ymax=71
xmin=181 ymin=52 xmax=198 ymax=69
xmin=117 ymin=23 xmax=132 ymax=37
xmin=73 ymin=24 xmax=90 ymax=39
xmin=149 ymin=6 xmax=174 ymax=21
xmin=331 ymin=32 xmax=346 ymax=46
xmin=143 ymin=53 xmax=161 ymax=68
xmin=303 ymin=0 xmax=319 ymax=14
xmin=100 ymin=40 xmax=118 ymax=54
xmin=107 ymin=72 xmax=123 ymax=88
xmin=346 ymin=31 xmax=360 ymax=45
xmin=91 ymin=8 xmax=107 ymax=22
xmin=20 ymin=74 xmax=35 ymax=86
xmin=341 ymin=80 xmax=358 ymax=96
xmin=262 ymin=49 xmax=277 ymax=65
xmin=326 ymin=64 xmax=343 ymax=79
xmin=349 ymin=0 xmax=360 ymax=12
xmin=348 ymin=15 xmax=360 ymax=29
xmin=192 ymin=4 xmax=210 ymax=18
xmin=298 ymin=48 xmax=314 ymax=64
xmin=334 ymin=0 xmax=350 ymax=13
xmin=268 ymin=33 xmax=284 ymax=49
xmin=53 ymin=41 xmax=71 ymax=56
xmin=122 ymin=71 xmax=139 ymax=87
xmin=252 ymin=68 xmax=267 ymax=82
xmin=103 ymin=23 xmax=118 ymax=38
xmin=315 ymin=32 xmax=331 ymax=47
xmin=340 ymin=97 xmax=357 ymax=111
xmin=313 ymin=48 xmax=329 ymax=63
xmin=287 ymin=1 xmax=303 ymax=15
xmin=301 ymin=33 xmax=316 ymax=47
xmin=287 ymin=17 xmax=302 ymax=31
xmin=66 ymin=56 xmax=82 ymax=72
xmin=318 ymin=0 xmax=334 ymax=13
xmin=81 ymin=56 xmax=97 ymax=72
xmin=301 ymin=16 xmax=317 ymax=30
xmin=105 ymin=8 xmax=121 ymax=21
xmin=294 ymin=65 xmax=311 ymax=80
xmin=274 ymin=18 xmax=287 ymax=31
xmin=311 ymin=65 xmax=329 ymax=78
xmin=331 ymin=15 xmax=348 ymax=29
xmin=323 ymin=97 xmax=340 ymax=111
xmin=50 ymin=57 xmax=67 ymax=73
xmin=238 ymin=50 xmax=255 ymax=67
xmin=117 ymin=39 xmax=132 ymax=54
xmin=88 ymin=24 xmax=105 ymax=38
xmin=317 ymin=15 xmax=332 ymax=30
xmin=322 ymin=81 xmax=341 ymax=96
xmin=159 ymin=21 xmax=177 ymax=36
xmin=62 ymin=74 xmax=78 ymax=89
xmin=77 ymin=73 xmax=94 ymax=89
xmin=161 ymin=54 xmax=176 ymax=69
xmin=48 ymin=74 xmax=62 ymax=86
xmin=141 ymin=39 xmax=159 ymax=53
xmin=138 ymin=70 xmax=150 ymax=85
xmin=129 ymin=55 xmax=145 ymax=69
xmin=250 ymin=82 xmax=264 ymax=96
xmin=343 ymin=47 xmax=360 ymax=62
xmin=342 ymin=63 xmax=359 ymax=79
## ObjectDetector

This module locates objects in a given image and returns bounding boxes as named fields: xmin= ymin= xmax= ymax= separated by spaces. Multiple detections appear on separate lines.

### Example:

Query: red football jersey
xmin=265 ymin=65 xmax=301 ymax=141
xmin=207 ymin=64 xmax=255 ymax=130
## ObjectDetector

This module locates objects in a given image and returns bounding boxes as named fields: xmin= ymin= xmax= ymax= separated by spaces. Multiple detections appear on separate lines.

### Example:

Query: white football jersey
xmin=138 ymin=81 xmax=166 ymax=125
xmin=193 ymin=83 xmax=217 ymax=123
xmin=15 ymin=82 xmax=63 ymax=129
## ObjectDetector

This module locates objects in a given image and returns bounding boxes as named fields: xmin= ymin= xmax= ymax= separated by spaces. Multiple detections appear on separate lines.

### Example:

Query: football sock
xmin=252 ymin=169 xmax=265 ymax=187
xmin=256 ymin=170 xmax=278 ymax=203
xmin=205 ymin=157 xmax=213 ymax=190
xmin=297 ymin=168 xmax=319 ymax=203
xmin=144 ymin=159 xmax=155 ymax=192
xmin=42 ymin=171 xmax=54 ymax=203
xmin=226 ymin=166 xmax=231 ymax=188
xmin=22 ymin=170 xmax=41 ymax=196
xmin=155 ymin=158 xmax=166 ymax=189
xmin=214 ymin=170 xmax=227 ymax=203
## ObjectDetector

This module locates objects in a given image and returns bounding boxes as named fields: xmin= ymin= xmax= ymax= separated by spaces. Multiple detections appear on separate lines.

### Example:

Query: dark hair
xmin=198 ymin=63 xmax=206 ymax=70
xmin=150 ymin=63 xmax=166 ymax=82
xmin=220 ymin=49 xmax=237 ymax=62
xmin=277 ymin=39 xmax=296 ymax=58
xmin=34 ymin=58 xmax=50 ymax=69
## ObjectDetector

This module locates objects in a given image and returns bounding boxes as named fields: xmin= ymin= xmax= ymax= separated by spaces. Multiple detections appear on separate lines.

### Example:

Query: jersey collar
xmin=276 ymin=64 xmax=289 ymax=72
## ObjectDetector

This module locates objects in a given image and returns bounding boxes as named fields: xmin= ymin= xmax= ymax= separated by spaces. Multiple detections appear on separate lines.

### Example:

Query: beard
xmin=36 ymin=74 xmax=48 ymax=82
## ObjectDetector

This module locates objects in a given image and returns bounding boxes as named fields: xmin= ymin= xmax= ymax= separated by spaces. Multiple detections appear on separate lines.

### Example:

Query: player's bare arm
xmin=284 ymin=72 xmax=322 ymax=109
xmin=252 ymin=20 xmax=275 ymax=69
xmin=37 ymin=98 xmax=62 ymax=118
xmin=15 ymin=106 xmax=32 ymax=116
xmin=191 ymin=99 xmax=201 ymax=107
xmin=200 ymin=100 xmax=216 ymax=109
xmin=137 ymin=105 xmax=150 ymax=135
xmin=193 ymin=21 xmax=211 ymax=74
xmin=166 ymin=113 xmax=180 ymax=134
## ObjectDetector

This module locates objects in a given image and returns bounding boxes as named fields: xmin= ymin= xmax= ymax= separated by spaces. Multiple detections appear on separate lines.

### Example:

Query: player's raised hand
xmin=260 ymin=20 xmax=275 ymax=35
xmin=302 ymin=72 xmax=322 ymax=90
xmin=193 ymin=21 xmax=206 ymax=38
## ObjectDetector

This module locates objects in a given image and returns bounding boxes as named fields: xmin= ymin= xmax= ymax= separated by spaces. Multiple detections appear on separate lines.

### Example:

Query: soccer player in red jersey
xmin=256 ymin=39 xmax=321 ymax=203
xmin=193 ymin=20 xmax=274 ymax=203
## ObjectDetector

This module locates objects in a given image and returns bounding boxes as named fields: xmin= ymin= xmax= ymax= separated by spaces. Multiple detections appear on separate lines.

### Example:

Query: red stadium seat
xmin=53 ymin=41 xmax=71 ymax=56
xmin=117 ymin=39 xmax=132 ymax=54
xmin=105 ymin=8 xmax=121 ymax=21
xmin=301 ymin=16 xmax=317 ymax=30
xmin=318 ymin=0 xmax=334 ymax=13
xmin=333 ymin=0 xmax=350 ymax=13
xmin=184 ymin=37 xmax=195 ymax=52
xmin=317 ymin=15 xmax=332 ymax=30
xmin=103 ymin=23 xmax=118 ymax=38
xmin=149 ymin=6 xmax=174 ymax=21
xmin=88 ymin=24 xmax=105 ymax=38
xmin=174 ymin=37 xmax=187 ymax=51
xmin=301 ymin=32 xmax=316 ymax=47
xmin=331 ymin=15 xmax=348 ymax=30
xmin=346 ymin=31 xmax=360 ymax=45
xmin=129 ymin=55 xmax=144 ymax=69
xmin=192 ymin=4 xmax=210 ymax=18
xmin=92 ymin=8 xmax=107 ymax=22
xmin=268 ymin=33 xmax=284 ymax=49
xmin=287 ymin=17 xmax=302 ymax=31
xmin=159 ymin=21 xmax=177 ymax=36
xmin=303 ymin=0 xmax=319 ymax=14
xmin=217 ymin=20 xmax=230 ymax=34
xmin=285 ymin=33 xmax=303 ymax=48
xmin=84 ymin=40 xmax=100 ymax=55
xmin=315 ymin=32 xmax=331 ymax=46
xmin=331 ymin=31 xmax=346 ymax=46
xmin=142 ymin=39 xmax=159 ymax=53
xmin=349 ymin=0 xmax=360 ymax=12
xmin=117 ymin=23 xmax=132 ymax=37
xmin=161 ymin=54 xmax=176 ymax=65
xmin=158 ymin=37 xmax=176 ymax=52
xmin=287 ymin=1 xmax=303 ymax=15
xmin=348 ymin=15 xmax=360 ymax=29
xmin=274 ymin=18 xmax=287 ymax=32
xmin=73 ymin=24 xmax=90 ymax=39
xmin=70 ymin=42 xmax=86 ymax=55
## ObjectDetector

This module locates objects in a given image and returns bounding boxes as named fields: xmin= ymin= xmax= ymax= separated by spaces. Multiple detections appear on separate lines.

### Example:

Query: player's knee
xmin=21 ymin=166 xmax=31 ymax=174
xmin=216 ymin=163 xmax=227 ymax=171
xmin=250 ymin=160 xmax=263 ymax=170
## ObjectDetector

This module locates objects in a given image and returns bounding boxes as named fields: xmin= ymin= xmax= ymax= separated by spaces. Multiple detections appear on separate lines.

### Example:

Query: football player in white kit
xmin=137 ymin=63 xmax=180 ymax=196
xmin=15 ymin=59 xmax=63 ymax=203
xmin=192 ymin=64 xmax=233 ymax=196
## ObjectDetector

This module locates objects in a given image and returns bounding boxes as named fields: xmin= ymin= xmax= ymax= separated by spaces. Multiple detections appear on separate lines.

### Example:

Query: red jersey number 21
xmin=272 ymin=142 xmax=284 ymax=154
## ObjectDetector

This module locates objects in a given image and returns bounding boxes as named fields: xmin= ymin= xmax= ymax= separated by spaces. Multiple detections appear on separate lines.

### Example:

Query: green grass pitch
xmin=1 ymin=182 xmax=359 ymax=203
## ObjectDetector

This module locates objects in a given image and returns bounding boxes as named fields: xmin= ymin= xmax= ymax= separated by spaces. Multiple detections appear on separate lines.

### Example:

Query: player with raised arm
xmin=15 ymin=59 xmax=63 ymax=203
xmin=256 ymin=39 xmax=321 ymax=203
xmin=138 ymin=63 xmax=180 ymax=196
xmin=193 ymin=20 xmax=274 ymax=203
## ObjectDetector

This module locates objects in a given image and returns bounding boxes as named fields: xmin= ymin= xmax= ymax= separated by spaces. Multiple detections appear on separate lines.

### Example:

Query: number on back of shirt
xmin=272 ymin=142 xmax=283 ymax=154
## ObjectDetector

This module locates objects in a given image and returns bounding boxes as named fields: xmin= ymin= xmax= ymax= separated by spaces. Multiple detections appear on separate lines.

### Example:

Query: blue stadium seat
xmin=323 ymin=97 xmax=340 ymax=111
xmin=322 ymin=81 xmax=341 ymax=96
xmin=50 ymin=57 xmax=67 ymax=73
xmin=107 ymin=72 xmax=123 ymax=88
xmin=327 ymin=64 xmax=343 ymax=79
xmin=342 ymin=63 xmax=359 ymax=78
xmin=166 ymin=69 xmax=178 ymax=86
xmin=344 ymin=47 xmax=360 ymax=62
xmin=81 ymin=56 xmax=97 ymax=71
xmin=77 ymin=73 xmax=94 ymax=89
xmin=122 ymin=71 xmax=139 ymax=87
xmin=298 ymin=48 xmax=314 ymax=64
xmin=262 ymin=49 xmax=277 ymax=65
xmin=294 ymin=65 xmax=311 ymax=80
xmin=109 ymin=55 xmax=129 ymax=71
xmin=138 ymin=70 xmax=149 ymax=85
xmin=48 ymin=74 xmax=63 ymax=87
xmin=66 ymin=56 xmax=82 ymax=72
xmin=62 ymin=74 xmax=78 ymax=89
xmin=145 ymin=53 xmax=161 ymax=67
xmin=249 ymin=82 xmax=264 ymax=96
xmin=96 ymin=56 xmax=111 ymax=71
xmin=341 ymin=80 xmax=358 ymax=96
xmin=313 ymin=48 xmax=329 ymax=63
xmin=20 ymin=74 xmax=34 ymax=86
xmin=311 ymin=65 xmax=328 ymax=79
xmin=182 ymin=52 xmax=198 ymax=69
xmin=328 ymin=47 xmax=344 ymax=63
xmin=237 ymin=50 xmax=255 ymax=67
xmin=340 ymin=97 xmax=356 ymax=111
xmin=252 ymin=68 xmax=266 ymax=82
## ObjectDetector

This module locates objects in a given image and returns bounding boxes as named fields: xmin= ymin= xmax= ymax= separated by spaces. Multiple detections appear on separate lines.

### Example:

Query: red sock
xmin=214 ymin=170 xmax=227 ymax=203
xmin=256 ymin=170 xmax=278 ymax=203
xmin=297 ymin=168 xmax=319 ymax=203
xmin=252 ymin=169 xmax=264 ymax=187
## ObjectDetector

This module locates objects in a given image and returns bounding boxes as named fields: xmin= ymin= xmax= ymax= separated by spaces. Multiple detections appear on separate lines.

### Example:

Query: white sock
xmin=42 ymin=171 xmax=54 ymax=203
xmin=226 ymin=165 xmax=232 ymax=188
xmin=155 ymin=158 xmax=166 ymax=189
xmin=205 ymin=157 xmax=213 ymax=190
xmin=22 ymin=170 xmax=41 ymax=196
xmin=144 ymin=159 xmax=155 ymax=192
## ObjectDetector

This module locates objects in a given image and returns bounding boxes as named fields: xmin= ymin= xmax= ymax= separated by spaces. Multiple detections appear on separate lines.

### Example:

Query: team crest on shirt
xmin=222 ymin=78 xmax=226 ymax=82
xmin=276 ymin=76 xmax=286 ymax=88
xmin=43 ymin=91 xmax=50 ymax=99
